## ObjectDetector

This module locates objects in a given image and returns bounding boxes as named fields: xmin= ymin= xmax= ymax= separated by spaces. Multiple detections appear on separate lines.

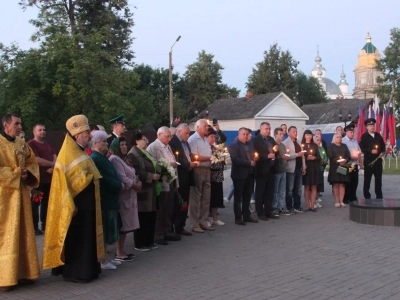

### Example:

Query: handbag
xmin=336 ymin=166 xmax=348 ymax=175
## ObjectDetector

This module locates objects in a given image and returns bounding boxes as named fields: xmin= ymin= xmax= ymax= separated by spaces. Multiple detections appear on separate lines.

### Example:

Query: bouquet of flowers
xmin=211 ymin=143 xmax=230 ymax=164
xmin=158 ymin=158 xmax=177 ymax=184
xmin=346 ymin=162 xmax=356 ymax=173
xmin=175 ymin=192 xmax=188 ymax=212
xmin=31 ymin=189 xmax=44 ymax=203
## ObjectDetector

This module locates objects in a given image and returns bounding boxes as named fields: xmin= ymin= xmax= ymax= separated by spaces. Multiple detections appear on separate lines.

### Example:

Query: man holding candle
xmin=342 ymin=124 xmax=363 ymax=203
xmin=283 ymin=126 xmax=305 ymax=213
xmin=252 ymin=122 xmax=279 ymax=221
xmin=169 ymin=123 xmax=198 ymax=236
xmin=359 ymin=118 xmax=385 ymax=200
xmin=188 ymin=119 xmax=213 ymax=232
xmin=229 ymin=127 xmax=258 ymax=224
xmin=272 ymin=128 xmax=290 ymax=215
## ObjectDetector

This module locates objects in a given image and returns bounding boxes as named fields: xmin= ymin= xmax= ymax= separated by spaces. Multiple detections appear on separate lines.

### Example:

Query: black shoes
xmin=164 ymin=234 xmax=181 ymax=241
xmin=235 ymin=219 xmax=246 ymax=225
xmin=155 ymin=239 xmax=168 ymax=245
xmin=244 ymin=217 xmax=259 ymax=223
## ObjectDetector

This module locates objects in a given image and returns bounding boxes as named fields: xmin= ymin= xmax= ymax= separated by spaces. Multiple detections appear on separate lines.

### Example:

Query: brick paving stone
xmin=1 ymin=172 xmax=400 ymax=299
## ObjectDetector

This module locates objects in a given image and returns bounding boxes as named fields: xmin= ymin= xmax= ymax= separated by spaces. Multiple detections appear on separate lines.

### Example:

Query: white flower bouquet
xmin=211 ymin=143 xmax=230 ymax=164
xmin=158 ymin=158 xmax=177 ymax=184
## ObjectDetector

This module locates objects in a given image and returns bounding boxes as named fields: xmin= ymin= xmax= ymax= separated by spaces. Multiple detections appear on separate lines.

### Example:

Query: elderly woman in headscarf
xmin=90 ymin=131 xmax=122 ymax=270
xmin=109 ymin=137 xmax=141 ymax=258
xmin=127 ymin=133 xmax=161 ymax=251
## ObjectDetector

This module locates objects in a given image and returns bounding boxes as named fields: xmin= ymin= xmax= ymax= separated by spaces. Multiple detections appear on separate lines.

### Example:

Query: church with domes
xmin=310 ymin=48 xmax=352 ymax=100
xmin=353 ymin=32 xmax=382 ymax=99
xmin=310 ymin=32 xmax=381 ymax=100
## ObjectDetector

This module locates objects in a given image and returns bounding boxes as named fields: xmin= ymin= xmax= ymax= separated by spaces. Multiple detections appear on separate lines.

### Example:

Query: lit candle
xmin=175 ymin=151 xmax=179 ymax=160
xmin=301 ymin=144 xmax=304 ymax=150
xmin=195 ymin=155 xmax=198 ymax=161
xmin=310 ymin=149 xmax=313 ymax=155
xmin=254 ymin=152 xmax=259 ymax=158
xmin=339 ymin=156 xmax=342 ymax=160
xmin=375 ymin=145 xmax=378 ymax=151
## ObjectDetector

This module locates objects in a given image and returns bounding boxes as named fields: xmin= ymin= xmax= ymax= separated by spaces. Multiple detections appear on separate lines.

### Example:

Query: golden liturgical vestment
xmin=0 ymin=135 xmax=40 ymax=287
xmin=42 ymin=134 xmax=104 ymax=269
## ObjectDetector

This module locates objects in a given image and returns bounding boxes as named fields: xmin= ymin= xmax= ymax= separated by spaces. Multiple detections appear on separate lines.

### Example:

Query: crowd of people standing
xmin=0 ymin=112 xmax=385 ymax=291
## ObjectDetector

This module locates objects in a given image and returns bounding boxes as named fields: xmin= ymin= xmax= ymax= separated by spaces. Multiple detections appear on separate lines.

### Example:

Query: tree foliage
xmin=246 ymin=43 xmax=299 ymax=98
xmin=295 ymin=71 xmax=328 ymax=106
xmin=181 ymin=50 xmax=239 ymax=115
xmin=375 ymin=27 xmax=400 ymax=111
xmin=0 ymin=1 xmax=147 ymax=131
xmin=1 ymin=3 xmax=239 ymax=131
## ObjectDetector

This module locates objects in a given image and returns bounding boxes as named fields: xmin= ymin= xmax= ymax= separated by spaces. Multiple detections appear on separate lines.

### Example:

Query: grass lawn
xmin=382 ymin=157 xmax=400 ymax=175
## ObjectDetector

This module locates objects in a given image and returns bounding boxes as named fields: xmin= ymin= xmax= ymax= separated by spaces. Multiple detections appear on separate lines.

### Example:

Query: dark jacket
xmin=169 ymin=134 xmax=194 ymax=187
xmin=127 ymin=146 xmax=158 ymax=212
xmin=359 ymin=132 xmax=386 ymax=165
xmin=228 ymin=139 xmax=255 ymax=180
xmin=90 ymin=150 xmax=121 ymax=211
xmin=252 ymin=134 xmax=276 ymax=176
xmin=216 ymin=130 xmax=227 ymax=145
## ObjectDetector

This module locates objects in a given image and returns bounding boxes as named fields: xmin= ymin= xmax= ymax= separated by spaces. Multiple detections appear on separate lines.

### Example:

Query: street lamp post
xmin=339 ymin=109 xmax=352 ymax=127
xmin=169 ymin=35 xmax=181 ymax=126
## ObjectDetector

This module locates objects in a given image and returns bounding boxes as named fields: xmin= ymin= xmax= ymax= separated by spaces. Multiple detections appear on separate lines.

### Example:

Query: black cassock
xmin=52 ymin=182 xmax=101 ymax=282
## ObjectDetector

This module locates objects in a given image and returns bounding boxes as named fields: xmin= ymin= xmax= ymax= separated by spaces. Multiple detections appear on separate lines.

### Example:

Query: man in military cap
xmin=359 ymin=118 xmax=386 ymax=200
xmin=107 ymin=114 xmax=126 ymax=145
xmin=342 ymin=124 xmax=362 ymax=203
xmin=42 ymin=114 xmax=104 ymax=283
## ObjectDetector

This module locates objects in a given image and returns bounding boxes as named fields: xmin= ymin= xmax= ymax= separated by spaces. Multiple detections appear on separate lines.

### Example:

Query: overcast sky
xmin=1 ymin=0 xmax=399 ymax=97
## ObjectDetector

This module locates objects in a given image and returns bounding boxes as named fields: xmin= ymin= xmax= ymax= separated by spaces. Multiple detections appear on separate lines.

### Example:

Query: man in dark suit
xmin=359 ymin=118 xmax=385 ymax=199
xmin=252 ymin=122 xmax=279 ymax=221
xmin=107 ymin=115 xmax=126 ymax=145
xmin=229 ymin=127 xmax=258 ymax=225
xmin=169 ymin=123 xmax=198 ymax=235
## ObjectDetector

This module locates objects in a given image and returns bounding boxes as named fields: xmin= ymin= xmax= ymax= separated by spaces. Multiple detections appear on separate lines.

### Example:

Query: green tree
xmin=181 ymin=50 xmax=239 ymax=115
xmin=246 ymin=43 xmax=299 ymax=98
xmin=20 ymin=0 xmax=135 ymax=66
xmin=0 ymin=1 xmax=143 ymax=131
xmin=375 ymin=28 xmax=400 ymax=112
xmin=132 ymin=64 xmax=183 ymax=127
xmin=295 ymin=71 xmax=328 ymax=106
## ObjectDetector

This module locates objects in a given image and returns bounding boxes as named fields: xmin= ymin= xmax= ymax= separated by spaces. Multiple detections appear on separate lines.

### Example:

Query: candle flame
xmin=254 ymin=152 xmax=259 ymax=157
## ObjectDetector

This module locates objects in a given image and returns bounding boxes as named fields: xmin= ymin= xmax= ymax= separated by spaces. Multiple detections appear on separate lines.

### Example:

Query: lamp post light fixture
xmin=339 ymin=109 xmax=352 ymax=127
xmin=169 ymin=35 xmax=181 ymax=126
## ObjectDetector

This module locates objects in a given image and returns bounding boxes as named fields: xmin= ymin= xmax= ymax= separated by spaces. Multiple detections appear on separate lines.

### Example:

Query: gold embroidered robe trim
xmin=42 ymin=134 xmax=104 ymax=269
xmin=0 ymin=135 xmax=40 ymax=287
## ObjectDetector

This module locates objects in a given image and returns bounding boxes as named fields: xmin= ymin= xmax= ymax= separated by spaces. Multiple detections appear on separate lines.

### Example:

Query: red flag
xmin=390 ymin=114 xmax=396 ymax=146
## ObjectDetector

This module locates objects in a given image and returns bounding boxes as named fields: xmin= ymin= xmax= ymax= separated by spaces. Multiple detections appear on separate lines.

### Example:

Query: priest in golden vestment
xmin=42 ymin=114 xmax=105 ymax=283
xmin=0 ymin=113 xmax=40 ymax=292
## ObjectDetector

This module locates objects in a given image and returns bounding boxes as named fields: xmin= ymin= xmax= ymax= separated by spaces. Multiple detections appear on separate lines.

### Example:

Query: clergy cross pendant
xmin=15 ymin=144 xmax=26 ymax=169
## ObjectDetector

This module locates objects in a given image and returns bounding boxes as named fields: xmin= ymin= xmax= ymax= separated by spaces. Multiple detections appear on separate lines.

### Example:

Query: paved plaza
xmin=2 ymin=172 xmax=400 ymax=300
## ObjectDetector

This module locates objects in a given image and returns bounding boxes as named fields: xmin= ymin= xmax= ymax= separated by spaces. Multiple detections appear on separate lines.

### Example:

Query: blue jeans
xmin=285 ymin=168 xmax=302 ymax=210
xmin=272 ymin=172 xmax=286 ymax=210
xmin=227 ymin=184 xmax=234 ymax=201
